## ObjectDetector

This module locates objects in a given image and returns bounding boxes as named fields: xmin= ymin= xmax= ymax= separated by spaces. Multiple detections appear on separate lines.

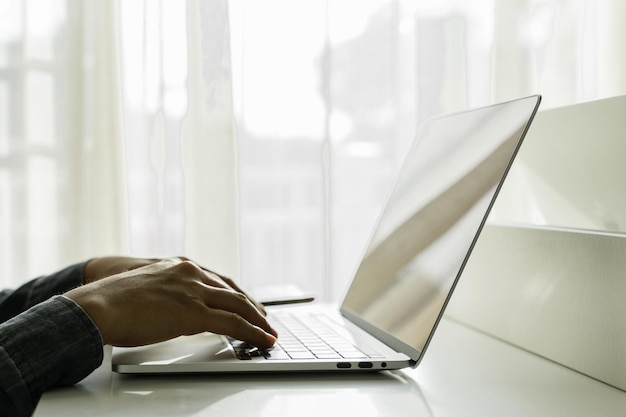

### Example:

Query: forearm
xmin=0 ymin=296 xmax=103 ymax=417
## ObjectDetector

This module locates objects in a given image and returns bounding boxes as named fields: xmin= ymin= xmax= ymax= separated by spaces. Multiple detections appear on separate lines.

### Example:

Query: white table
xmin=35 ymin=317 xmax=626 ymax=416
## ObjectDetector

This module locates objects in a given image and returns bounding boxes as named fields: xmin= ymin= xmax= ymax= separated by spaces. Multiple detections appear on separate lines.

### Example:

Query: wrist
xmin=65 ymin=284 xmax=111 ymax=345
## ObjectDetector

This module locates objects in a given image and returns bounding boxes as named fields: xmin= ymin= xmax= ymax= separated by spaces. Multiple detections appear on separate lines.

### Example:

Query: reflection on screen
xmin=341 ymin=96 xmax=540 ymax=355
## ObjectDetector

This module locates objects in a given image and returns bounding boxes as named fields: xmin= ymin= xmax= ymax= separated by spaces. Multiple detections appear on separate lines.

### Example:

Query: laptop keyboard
xmin=229 ymin=312 xmax=381 ymax=361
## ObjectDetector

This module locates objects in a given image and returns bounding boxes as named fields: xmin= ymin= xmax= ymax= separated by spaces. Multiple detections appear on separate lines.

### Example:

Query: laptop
xmin=112 ymin=95 xmax=541 ymax=374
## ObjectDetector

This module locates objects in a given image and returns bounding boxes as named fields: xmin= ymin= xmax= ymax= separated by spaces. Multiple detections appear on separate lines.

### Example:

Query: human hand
xmin=66 ymin=258 xmax=277 ymax=349
xmin=83 ymin=256 xmax=267 ymax=314
xmin=83 ymin=257 xmax=160 ymax=283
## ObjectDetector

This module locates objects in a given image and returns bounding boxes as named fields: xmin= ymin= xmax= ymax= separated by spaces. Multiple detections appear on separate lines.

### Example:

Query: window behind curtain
xmin=119 ymin=0 xmax=240 ymax=277
xmin=0 ymin=0 xmax=127 ymax=287
xmin=1 ymin=0 xmax=625 ymax=296
xmin=0 ymin=0 xmax=68 ymax=284
xmin=0 ymin=0 xmax=240 ymax=288
xmin=230 ymin=0 xmax=626 ymax=302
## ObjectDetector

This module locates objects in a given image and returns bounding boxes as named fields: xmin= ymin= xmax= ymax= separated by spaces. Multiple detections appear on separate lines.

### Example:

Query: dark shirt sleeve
xmin=0 ymin=262 xmax=104 ymax=416
xmin=0 ymin=262 xmax=89 ymax=324
xmin=0 ymin=296 xmax=104 ymax=417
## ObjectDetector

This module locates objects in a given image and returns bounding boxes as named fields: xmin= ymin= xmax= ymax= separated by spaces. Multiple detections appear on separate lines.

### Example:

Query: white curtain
xmin=0 ymin=0 xmax=239 ymax=288
xmin=1 ymin=0 xmax=625 ymax=299
xmin=230 ymin=0 xmax=626 ymax=301
xmin=119 ymin=0 xmax=239 ymax=277
xmin=0 ymin=0 xmax=128 ymax=285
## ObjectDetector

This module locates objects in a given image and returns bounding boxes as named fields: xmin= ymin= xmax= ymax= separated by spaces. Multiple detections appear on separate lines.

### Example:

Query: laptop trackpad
xmin=112 ymin=333 xmax=234 ymax=366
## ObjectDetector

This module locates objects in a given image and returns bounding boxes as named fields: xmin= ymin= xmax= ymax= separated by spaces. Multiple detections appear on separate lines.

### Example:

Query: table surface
xmin=35 ymin=317 xmax=626 ymax=416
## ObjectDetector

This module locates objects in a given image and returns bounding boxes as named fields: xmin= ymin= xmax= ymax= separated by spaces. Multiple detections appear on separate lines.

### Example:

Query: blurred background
xmin=0 ymin=0 xmax=624 ymax=301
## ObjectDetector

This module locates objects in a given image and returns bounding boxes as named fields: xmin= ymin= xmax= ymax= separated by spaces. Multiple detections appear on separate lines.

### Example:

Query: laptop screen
xmin=340 ymin=96 xmax=540 ymax=361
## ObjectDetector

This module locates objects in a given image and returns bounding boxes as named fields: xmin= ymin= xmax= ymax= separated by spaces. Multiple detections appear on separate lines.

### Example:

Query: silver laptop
xmin=112 ymin=95 xmax=541 ymax=374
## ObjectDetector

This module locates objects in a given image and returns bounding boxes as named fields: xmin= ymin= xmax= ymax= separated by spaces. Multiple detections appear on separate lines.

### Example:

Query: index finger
xmin=205 ymin=307 xmax=277 ymax=349
xmin=200 ymin=285 xmax=277 ymax=338
xmin=201 ymin=269 xmax=268 ymax=315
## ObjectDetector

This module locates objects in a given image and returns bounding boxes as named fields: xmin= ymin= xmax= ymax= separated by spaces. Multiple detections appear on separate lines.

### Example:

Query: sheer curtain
xmin=230 ymin=0 xmax=626 ymax=301
xmin=119 ymin=0 xmax=239 ymax=277
xmin=1 ymin=0 xmax=625 ymax=298
xmin=0 ymin=0 xmax=239 ymax=288
xmin=0 ymin=0 xmax=128 ymax=286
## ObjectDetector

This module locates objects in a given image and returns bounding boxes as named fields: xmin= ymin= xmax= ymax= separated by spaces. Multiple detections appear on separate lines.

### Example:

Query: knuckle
xmin=233 ymin=291 xmax=248 ymax=303
xmin=221 ymin=276 xmax=235 ymax=286
xmin=234 ymin=292 xmax=258 ymax=312
xmin=174 ymin=259 xmax=200 ymax=275
xmin=227 ymin=311 xmax=246 ymax=330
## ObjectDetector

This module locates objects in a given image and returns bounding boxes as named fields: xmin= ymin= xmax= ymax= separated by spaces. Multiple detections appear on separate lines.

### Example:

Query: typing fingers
xmin=216 ymin=275 xmax=266 ymax=313
xmin=204 ymin=307 xmax=277 ymax=349
xmin=174 ymin=259 xmax=268 ymax=316
xmin=199 ymin=267 xmax=268 ymax=315
xmin=199 ymin=285 xmax=277 ymax=339
xmin=169 ymin=261 xmax=277 ymax=344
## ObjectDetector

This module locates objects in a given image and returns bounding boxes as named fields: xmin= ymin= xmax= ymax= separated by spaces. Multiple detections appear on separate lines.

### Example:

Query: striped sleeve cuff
xmin=0 ymin=295 xmax=103 ymax=416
